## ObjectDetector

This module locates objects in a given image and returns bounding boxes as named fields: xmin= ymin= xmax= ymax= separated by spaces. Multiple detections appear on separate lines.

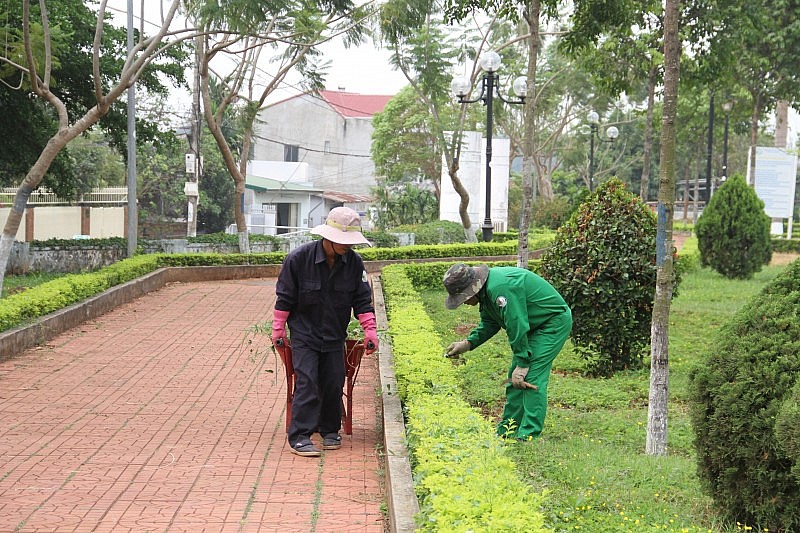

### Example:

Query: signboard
xmin=750 ymin=147 xmax=797 ymax=218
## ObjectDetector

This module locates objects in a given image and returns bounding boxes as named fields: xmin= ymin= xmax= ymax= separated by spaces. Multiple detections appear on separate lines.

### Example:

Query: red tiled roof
xmin=323 ymin=190 xmax=373 ymax=203
xmin=319 ymin=90 xmax=393 ymax=118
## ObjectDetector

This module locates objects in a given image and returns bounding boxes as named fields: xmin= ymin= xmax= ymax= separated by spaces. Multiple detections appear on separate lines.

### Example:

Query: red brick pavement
xmin=0 ymin=278 xmax=386 ymax=532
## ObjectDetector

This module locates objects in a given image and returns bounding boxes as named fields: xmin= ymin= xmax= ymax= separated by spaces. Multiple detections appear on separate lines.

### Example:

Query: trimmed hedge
xmin=540 ymin=179 xmax=678 ymax=376
xmin=0 ymin=255 xmax=162 ymax=332
xmin=381 ymin=264 xmax=548 ymax=531
xmin=689 ymin=258 xmax=800 ymax=530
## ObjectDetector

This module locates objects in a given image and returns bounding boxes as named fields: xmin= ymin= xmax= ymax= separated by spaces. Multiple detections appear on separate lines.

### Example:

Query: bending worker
xmin=443 ymin=263 xmax=572 ymax=440
xmin=272 ymin=207 xmax=378 ymax=457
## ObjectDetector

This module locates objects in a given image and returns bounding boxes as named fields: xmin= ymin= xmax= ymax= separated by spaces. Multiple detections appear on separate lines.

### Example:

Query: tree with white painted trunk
xmin=0 ymin=0 xmax=191 ymax=293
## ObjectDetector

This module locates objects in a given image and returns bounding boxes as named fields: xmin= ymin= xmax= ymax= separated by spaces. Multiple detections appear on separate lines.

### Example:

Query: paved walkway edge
xmin=372 ymin=275 xmax=420 ymax=532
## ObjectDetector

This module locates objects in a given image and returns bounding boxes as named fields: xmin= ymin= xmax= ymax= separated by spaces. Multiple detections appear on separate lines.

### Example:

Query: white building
xmin=253 ymin=90 xmax=393 ymax=197
xmin=242 ymin=161 xmax=372 ymax=235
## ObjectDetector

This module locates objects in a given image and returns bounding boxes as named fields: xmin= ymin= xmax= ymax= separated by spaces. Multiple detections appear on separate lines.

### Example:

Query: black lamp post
xmin=451 ymin=51 xmax=527 ymax=242
xmin=721 ymin=100 xmax=733 ymax=182
xmin=587 ymin=111 xmax=620 ymax=192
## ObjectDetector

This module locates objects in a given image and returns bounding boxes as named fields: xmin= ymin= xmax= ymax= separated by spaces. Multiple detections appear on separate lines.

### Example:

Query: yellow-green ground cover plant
xmin=381 ymin=264 xmax=548 ymax=531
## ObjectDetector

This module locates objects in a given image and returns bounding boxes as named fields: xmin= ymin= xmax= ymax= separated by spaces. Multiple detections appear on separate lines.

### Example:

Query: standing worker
xmin=443 ymin=263 xmax=572 ymax=440
xmin=272 ymin=207 xmax=378 ymax=457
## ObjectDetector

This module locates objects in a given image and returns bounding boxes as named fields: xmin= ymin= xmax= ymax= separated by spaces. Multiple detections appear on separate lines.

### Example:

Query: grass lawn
xmin=419 ymin=260 xmax=795 ymax=533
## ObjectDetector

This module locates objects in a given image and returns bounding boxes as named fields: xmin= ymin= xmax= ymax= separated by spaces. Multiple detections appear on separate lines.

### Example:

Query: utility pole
xmin=126 ymin=0 xmax=137 ymax=256
xmin=186 ymin=35 xmax=202 ymax=237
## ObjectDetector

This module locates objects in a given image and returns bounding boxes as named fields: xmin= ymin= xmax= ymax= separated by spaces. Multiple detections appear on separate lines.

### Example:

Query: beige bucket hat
xmin=311 ymin=207 xmax=371 ymax=246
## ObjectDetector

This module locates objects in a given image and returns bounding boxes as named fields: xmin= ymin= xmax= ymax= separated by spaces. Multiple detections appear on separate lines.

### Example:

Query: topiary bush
xmin=689 ymin=258 xmax=800 ymax=531
xmin=539 ymin=178 xmax=673 ymax=376
xmin=694 ymin=174 xmax=772 ymax=279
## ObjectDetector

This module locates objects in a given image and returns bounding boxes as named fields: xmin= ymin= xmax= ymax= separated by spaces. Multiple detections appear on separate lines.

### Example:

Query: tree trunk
xmin=639 ymin=66 xmax=657 ymax=201
xmin=775 ymin=100 xmax=789 ymax=149
xmin=198 ymin=40 xmax=250 ymax=253
xmin=517 ymin=0 xmax=541 ymax=269
xmin=748 ymin=92 xmax=762 ymax=185
xmin=646 ymin=0 xmax=680 ymax=457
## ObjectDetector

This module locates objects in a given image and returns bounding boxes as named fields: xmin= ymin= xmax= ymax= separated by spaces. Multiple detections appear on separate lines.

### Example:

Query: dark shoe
xmin=322 ymin=433 xmax=342 ymax=450
xmin=289 ymin=440 xmax=321 ymax=457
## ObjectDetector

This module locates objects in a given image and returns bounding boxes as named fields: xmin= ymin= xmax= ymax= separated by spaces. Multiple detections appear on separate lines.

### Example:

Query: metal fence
xmin=0 ymin=187 xmax=128 ymax=205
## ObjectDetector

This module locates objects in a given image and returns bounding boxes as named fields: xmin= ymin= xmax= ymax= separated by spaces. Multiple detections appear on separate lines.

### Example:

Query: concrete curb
xmin=372 ymin=275 xmax=420 ymax=532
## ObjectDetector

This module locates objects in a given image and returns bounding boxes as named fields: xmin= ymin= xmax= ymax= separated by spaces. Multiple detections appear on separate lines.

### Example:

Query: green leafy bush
xmin=392 ymin=220 xmax=470 ymax=245
xmin=530 ymin=196 xmax=574 ymax=229
xmin=772 ymin=237 xmax=800 ymax=254
xmin=29 ymin=237 xmax=127 ymax=249
xmin=363 ymin=230 xmax=399 ymax=248
xmin=689 ymin=258 xmax=800 ymax=530
xmin=539 ymin=179 xmax=673 ymax=376
xmin=695 ymin=174 xmax=772 ymax=279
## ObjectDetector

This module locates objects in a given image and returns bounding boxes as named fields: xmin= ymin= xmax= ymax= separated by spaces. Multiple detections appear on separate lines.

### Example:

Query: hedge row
xmin=381 ymin=264 xmax=548 ymax=531
xmin=0 ymin=238 xmax=554 ymax=333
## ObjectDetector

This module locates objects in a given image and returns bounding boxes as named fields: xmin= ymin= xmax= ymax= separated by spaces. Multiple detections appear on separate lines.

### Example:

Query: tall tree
xmin=186 ymin=0 xmax=367 ymax=252
xmin=0 ymin=0 xmax=188 ymax=198
xmin=646 ymin=0 xmax=680 ymax=456
xmin=380 ymin=1 xmax=486 ymax=242
xmin=0 ymin=0 xmax=192 ymax=292
xmin=444 ymin=0 xmax=631 ymax=265
xmin=691 ymin=0 xmax=800 ymax=184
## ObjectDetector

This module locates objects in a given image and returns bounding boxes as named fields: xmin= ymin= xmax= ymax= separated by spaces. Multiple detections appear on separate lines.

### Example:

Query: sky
xmin=104 ymin=0 xmax=409 ymax=113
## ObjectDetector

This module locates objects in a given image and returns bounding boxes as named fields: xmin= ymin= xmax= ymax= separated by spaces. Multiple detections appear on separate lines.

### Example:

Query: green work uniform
xmin=466 ymin=267 xmax=572 ymax=439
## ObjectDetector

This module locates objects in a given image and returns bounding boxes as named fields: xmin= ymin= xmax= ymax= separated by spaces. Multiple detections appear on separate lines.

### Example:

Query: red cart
xmin=273 ymin=338 xmax=369 ymax=435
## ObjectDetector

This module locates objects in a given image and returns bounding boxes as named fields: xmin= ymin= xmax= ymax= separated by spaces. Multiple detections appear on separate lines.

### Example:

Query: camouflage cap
xmin=443 ymin=263 xmax=489 ymax=310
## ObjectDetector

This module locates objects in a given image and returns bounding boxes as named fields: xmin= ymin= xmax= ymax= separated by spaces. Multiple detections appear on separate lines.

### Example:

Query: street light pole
xmin=721 ymin=100 xmax=733 ymax=182
xmin=451 ymin=52 xmax=526 ymax=242
xmin=587 ymin=111 xmax=620 ymax=192
xmin=483 ymin=70 xmax=496 ymax=242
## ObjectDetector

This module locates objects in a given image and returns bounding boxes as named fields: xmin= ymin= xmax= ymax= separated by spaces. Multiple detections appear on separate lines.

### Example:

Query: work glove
xmin=445 ymin=340 xmax=471 ymax=358
xmin=357 ymin=312 xmax=379 ymax=355
xmin=272 ymin=309 xmax=290 ymax=347
xmin=510 ymin=366 xmax=537 ymax=390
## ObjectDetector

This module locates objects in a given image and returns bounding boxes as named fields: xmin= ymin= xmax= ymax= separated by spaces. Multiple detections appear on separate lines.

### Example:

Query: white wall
xmin=439 ymin=131 xmax=510 ymax=232
xmin=254 ymin=94 xmax=378 ymax=196
xmin=0 ymin=206 xmax=125 ymax=240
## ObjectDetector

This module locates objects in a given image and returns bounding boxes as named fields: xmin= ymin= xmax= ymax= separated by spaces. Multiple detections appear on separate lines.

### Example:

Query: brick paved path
xmin=0 ymin=279 xmax=385 ymax=532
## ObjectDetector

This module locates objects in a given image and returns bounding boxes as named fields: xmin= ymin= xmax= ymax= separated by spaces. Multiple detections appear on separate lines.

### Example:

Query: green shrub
xmin=539 ymin=178 xmax=672 ymax=376
xmin=689 ymin=258 xmax=800 ymax=531
xmin=772 ymin=237 xmax=800 ymax=254
xmin=363 ymin=230 xmax=400 ymax=248
xmin=530 ymin=196 xmax=573 ymax=229
xmin=29 ymin=237 xmax=127 ymax=249
xmin=695 ymin=174 xmax=772 ymax=279
xmin=392 ymin=220 xmax=470 ymax=245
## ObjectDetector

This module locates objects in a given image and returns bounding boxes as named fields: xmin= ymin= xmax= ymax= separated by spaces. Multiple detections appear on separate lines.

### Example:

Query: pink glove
xmin=272 ymin=309 xmax=290 ymax=346
xmin=357 ymin=312 xmax=378 ymax=354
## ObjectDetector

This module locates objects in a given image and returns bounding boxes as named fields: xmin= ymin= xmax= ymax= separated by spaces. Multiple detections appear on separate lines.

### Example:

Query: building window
xmin=284 ymin=144 xmax=299 ymax=162
xmin=324 ymin=140 xmax=331 ymax=154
